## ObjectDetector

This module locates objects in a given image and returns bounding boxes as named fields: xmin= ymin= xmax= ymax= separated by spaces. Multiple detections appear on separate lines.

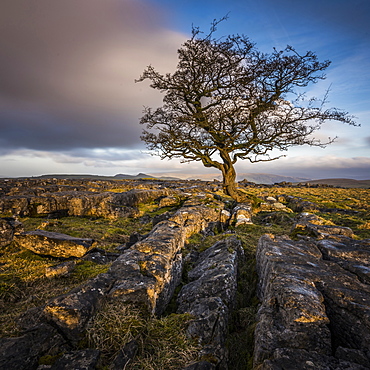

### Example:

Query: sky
xmin=0 ymin=0 xmax=369 ymax=180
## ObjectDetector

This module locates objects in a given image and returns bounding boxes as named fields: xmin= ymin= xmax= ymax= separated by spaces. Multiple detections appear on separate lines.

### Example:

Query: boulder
xmin=293 ymin=212 xmax=354 ymax=239
xmin=317 ymin=237 xmax=370 ymax=284
xmin=0 ymin=217 xmax=23 ymax=247
xmin=43 ymin=273 xmax=114 ymax=342
xmin=254 ymin=234 xmax=370 ymax=369
xmin=177 ymin=237 xmax=244 ymax=368
xmin=0 ymin=324 xmax=68 ymax=370
xmin=284 ymin=195 xmax=319 ymax=212
xmin=230 ymin=203 xmax=253 ymax=227
xmin=109 ymin=340 xmax=138 ymax=370
xmin=109 ymin=202 xmax=224 ymax=315
xmin=178 ymin=238 xmax=243 ymax=309
xmin=158 ymin=195 xmax=180 ymax=208
xmin=0 ymin=187 xmax=173 ymax=219
xmin=14 ymin=230 xmax=96 ymax=258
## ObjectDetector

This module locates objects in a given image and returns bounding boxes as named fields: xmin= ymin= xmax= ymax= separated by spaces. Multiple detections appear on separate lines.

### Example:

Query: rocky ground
xmin=0 ymin=178 xmax=369 ymax=369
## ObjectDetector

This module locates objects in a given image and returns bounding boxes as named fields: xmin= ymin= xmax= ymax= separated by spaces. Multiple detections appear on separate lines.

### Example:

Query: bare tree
xmin=137 ymin=20 xmax=356 ymax=201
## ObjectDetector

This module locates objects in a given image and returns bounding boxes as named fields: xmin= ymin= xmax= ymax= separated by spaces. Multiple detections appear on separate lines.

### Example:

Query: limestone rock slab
xmin=254 ymin=234 xmax=370 ymax=369
xmin=14 ymin=230 xmax=96 ymax=258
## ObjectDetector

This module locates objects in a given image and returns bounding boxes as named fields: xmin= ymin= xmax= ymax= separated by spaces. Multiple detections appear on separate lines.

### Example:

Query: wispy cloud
xmin=0 ymin=0 xmax=185 ymax=153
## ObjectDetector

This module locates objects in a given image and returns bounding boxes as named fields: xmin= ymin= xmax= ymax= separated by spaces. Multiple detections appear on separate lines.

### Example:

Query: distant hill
xmin=4 ymin=173 xmax=369 ymax=188
xmin=114 ymin=173 xmax=179 ymax=180
xmin=306 ymin=178 xmax=370 ymax=189
xmin=237 ymin=173 xmax=311 ymax=184
xmin=186 ymin=172 xmax=311 ymax=184
xmin=15 ymin=173 xmax=180 ymax=181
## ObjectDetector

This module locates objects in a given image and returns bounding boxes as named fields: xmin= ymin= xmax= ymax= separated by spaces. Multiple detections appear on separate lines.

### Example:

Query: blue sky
xmin=0 ymin=0 xmax=369 ymax=180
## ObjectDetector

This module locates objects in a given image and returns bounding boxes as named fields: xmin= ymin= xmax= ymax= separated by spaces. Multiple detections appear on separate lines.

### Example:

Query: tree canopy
xmin=137 ymin=20 xmax=356 ymax=201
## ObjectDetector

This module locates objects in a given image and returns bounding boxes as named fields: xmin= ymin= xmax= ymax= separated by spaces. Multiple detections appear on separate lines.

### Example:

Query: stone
xmin=0 ymin=324 xmax=67 ymax=370
xmin=17 ymin=306 xmax=46 ymax=332
xmin=254 ymin=234 xmax=370 ymax=369
xmin=152 ymin=211 xmax=172 ymax=226
xmin=158 ymin=195 xmax=179 ymax=208
xmin=0 ymin=184 xmax=173 ymax=219
xmin=284 ymin=195 xmax=319 ymax=212
xmin=82 ymin=249 xmax=119 ymax=264
xmin=0 ymin=217 xmax=23 ymax=247
xmin=317 ymin=238 xmax=370 ymax=284
xmin=14 ymin=230 xmax=97 ymax=258
xmin=231 ymin=203 xmax=253 ymax=226
xmin=179 ymin=297 xmax=229 ymax=365
xmin=44 ymin=273 xmax=114 ymax=341
xmin=293 ymin=212 xmax=354 ymax=239
xmin=109 ymin=340 xmax=138 ymax=370
xmin=177 ymin=237 xmax=243 ymax=368
xmin=182 ymin=361 xmax=216 ymax=370
xmin=109 ymin=202 xmax=224 ymax=315
xmin=45 ymin=260 xmax=76 ymax=278
xmin=178 ymin=238 xmax=243 ymax=310
xmin=50 ymin=349 xmax=100 ymax=370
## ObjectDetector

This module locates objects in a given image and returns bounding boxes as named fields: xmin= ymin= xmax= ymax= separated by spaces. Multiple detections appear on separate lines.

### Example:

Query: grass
xmin=85 ymin=300 xmax=199 ymax=369
xmin=0 ymin=241 xmax=110 ymax=336
xmin=0 ymin=185 xmax=369 ymax=368
xmin=20 ymin=215 xmax=154 ymax=252
xmin=0 ymin=198 xmax=183 ymax=338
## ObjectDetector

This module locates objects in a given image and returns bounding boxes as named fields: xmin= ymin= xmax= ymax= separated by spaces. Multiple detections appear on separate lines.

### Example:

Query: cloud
xmin=0 ymin=0 xmax=185 ymax=153
xmin=235 ymin=155 xmax=370 ymax=180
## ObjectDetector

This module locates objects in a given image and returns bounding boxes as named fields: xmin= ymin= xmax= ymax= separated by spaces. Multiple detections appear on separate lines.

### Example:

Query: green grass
xmin=20 ymin=215 xmax=154 ymax=252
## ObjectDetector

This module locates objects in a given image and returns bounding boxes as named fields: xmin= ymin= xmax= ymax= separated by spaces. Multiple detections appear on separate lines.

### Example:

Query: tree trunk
xmin=221 ymin=161 xmax=243 ymax=202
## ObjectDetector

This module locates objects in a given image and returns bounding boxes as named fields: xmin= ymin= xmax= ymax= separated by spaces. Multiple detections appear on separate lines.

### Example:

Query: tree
xmin=137 ymin=20 xmax=356 ymax=201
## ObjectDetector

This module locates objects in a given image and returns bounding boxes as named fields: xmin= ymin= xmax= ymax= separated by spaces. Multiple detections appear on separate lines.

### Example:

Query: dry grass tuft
xmin=86 ymin=299 xmax=199 ymax=369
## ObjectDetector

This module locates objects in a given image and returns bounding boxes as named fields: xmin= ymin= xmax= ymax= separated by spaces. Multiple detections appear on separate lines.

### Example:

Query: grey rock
xmin=317 ymin=237 xmax=370 ymax=284
xmin=231 ymin=203 xmax=253 ymax=226
xmin=109 ymin=202 xmax=224 ymax=315
xmin=158 ymin=195 xmax=179 ymax=208
xmin=177 ymin=237 xmax=243 ymax=368
xmin=254 ymin=234 xmax=370 ymax=369
xmin=178 ymin=238 xmax=243 ymax=310
xmin=14 ymin=230 xmax=96 ymax=258
xmin=182 ymin=360 xmax=216 ymax=369
xmin=109 ymin=340 xmax=138 ymax=370
xmin=44 ymin=273 xmax=114 ymax=342
xmin=50 ymin=349 xmax=100 ymax=370
xmin=179 ymin=297 xmax=229 ymax=365
xmin=0 ymin=217 xmax=23 ymax=247
xmin=293 ymin=212 xmax=354 ymax=239
xmin=0 ymin=324 xmax=67 ymax=370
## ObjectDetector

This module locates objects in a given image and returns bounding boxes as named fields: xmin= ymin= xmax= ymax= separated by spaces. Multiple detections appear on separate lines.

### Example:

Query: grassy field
xmin=0 ymin=186 xmax=369 ymax=368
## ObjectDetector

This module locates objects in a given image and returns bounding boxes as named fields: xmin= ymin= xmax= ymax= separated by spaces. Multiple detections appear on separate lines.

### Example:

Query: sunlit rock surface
xmin=109 ymin=201 xmax=225 ymax=315
xmin=14 ymin=230 xmax=97 ymax=258
xmin=43 ymin=273 xmax=114 ymax=342
xmin=230 ymin=203 xmax=253 ymax=226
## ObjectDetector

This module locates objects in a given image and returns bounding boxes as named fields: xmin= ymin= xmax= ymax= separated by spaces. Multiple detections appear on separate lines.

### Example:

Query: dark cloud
xmin=0 ymin=0 xmax=184 ymax=152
